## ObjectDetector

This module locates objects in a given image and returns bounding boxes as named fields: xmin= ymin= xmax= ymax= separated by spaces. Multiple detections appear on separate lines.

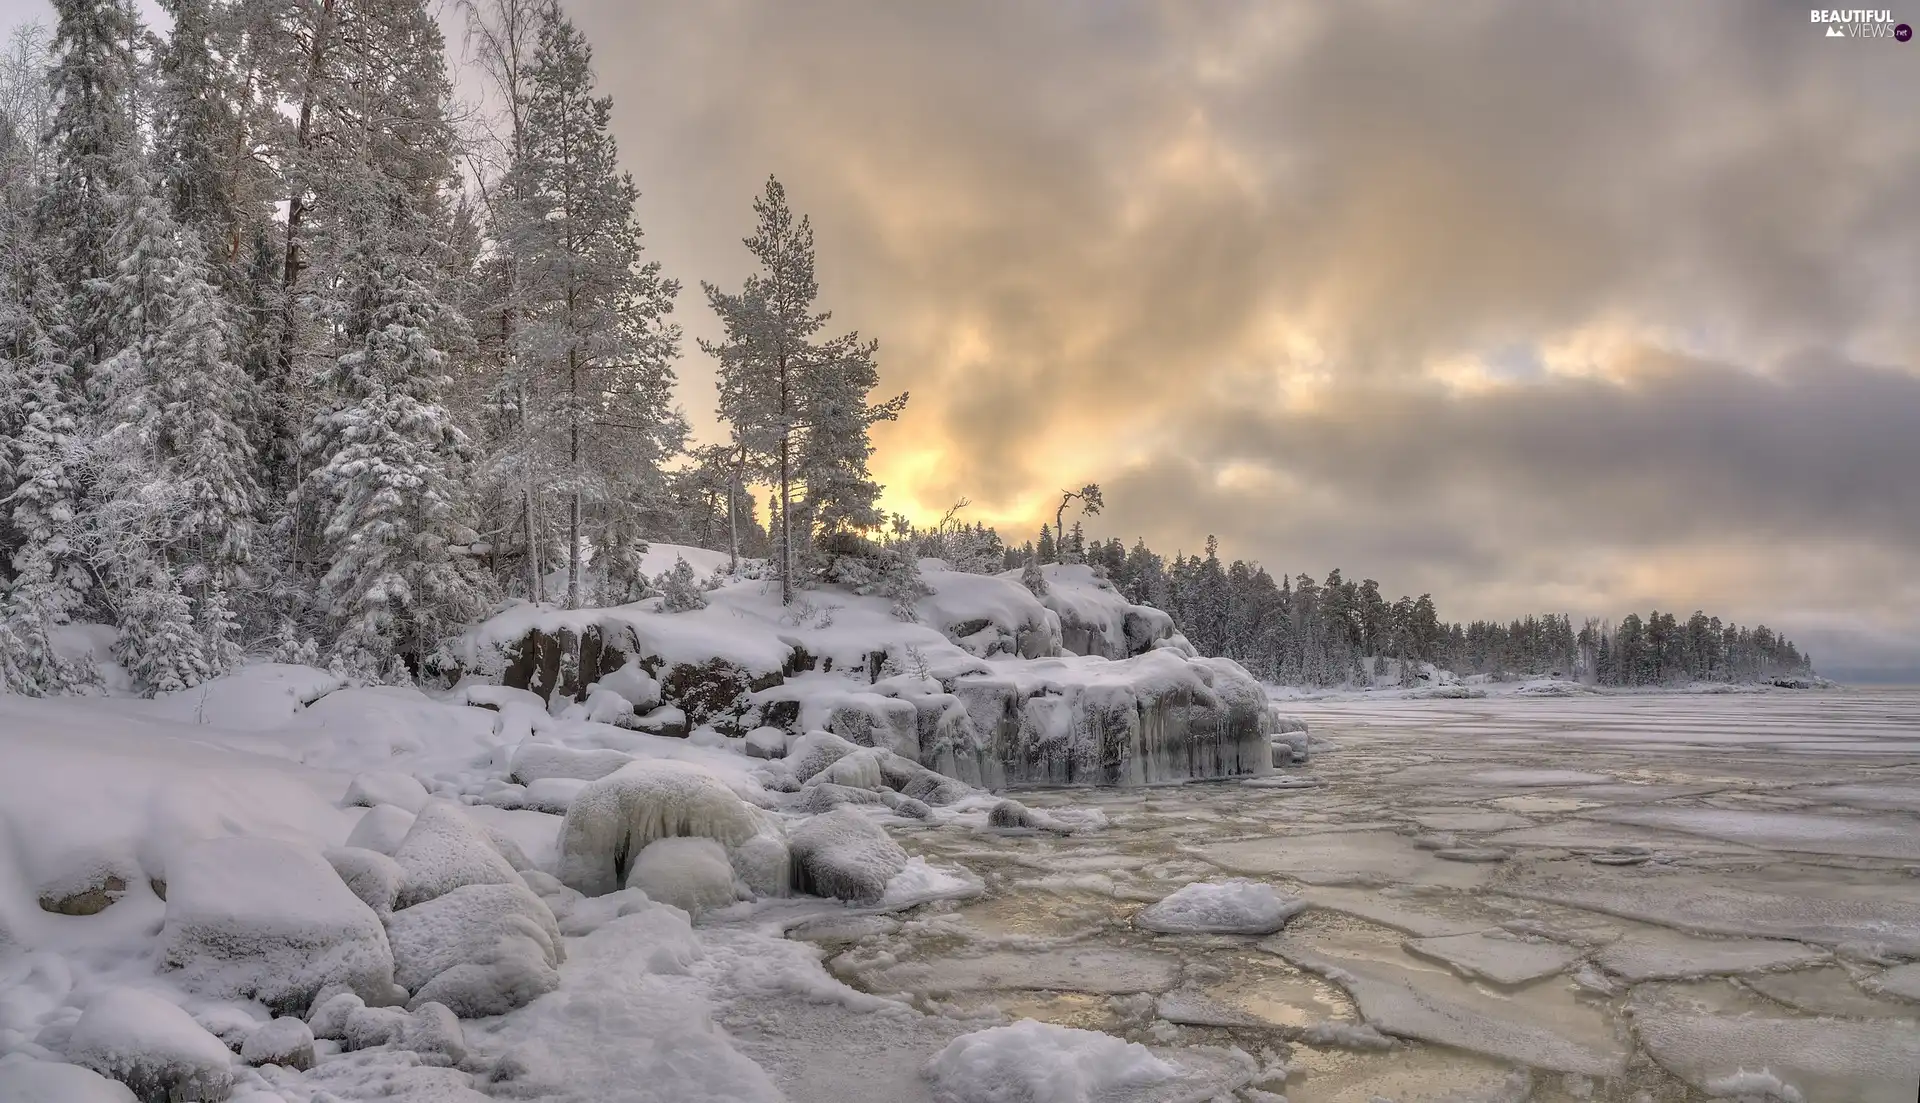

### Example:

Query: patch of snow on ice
xmin=923 ymin=1019 xmax=1178 ymax=1103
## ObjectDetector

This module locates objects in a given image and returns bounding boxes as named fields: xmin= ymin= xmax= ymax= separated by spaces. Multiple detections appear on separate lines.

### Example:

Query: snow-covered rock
xmin=65 ymin=988 xmax=235 ymax=1103
xmin=324 ymin=847 xmax=405 ymax=915
xmin=341 ymin=771 xmax=429 ymax=813
xmin=803 ymin=747 xmax=886 ymax=790
xmin=781 ymin=730 xmax=863 ymax=785
xmin=343 ymin=804 xmax=415 ymax=856
xmin=386 ymin=881 xmax=563 ymax=1016
xmin=743 ymin=726 xmax=788 ymax=760
xmin=160 ymin=836 xmax=398 ymax=1015
xmin=399 ymin=1002 xmax=467 ymax=1066
xmin=923 ymin=1020 xmax=1179 ymax=1103
xmin=239 ymin=1017 xmax=314 ymax=1070
xmin=1019 ymin=563 xmax=1173 ymax=660
xmin=793 ymin=782 xmax=888 ymax=814
xmin=788 ymin=807 xmax=908 ymax=905
xmin=625 ymin=837 xmax=743 ymax=918
xmin=1134 ymin=880 xmax=1305 ymax=935
xmin=557 ymin=760 xmax=763 ymax=896
xmin=592 ymin=657 xmax=662 ymax=710
xmin=0 ymin=1059 xmax=140 ymax=1103
xmin=985 ymin=799 xmax=1067 ymax=833
xmin=392 ymin=800 xmax=522 ymax=908
xmin=508 ymin=743 xmax=635 ymax=785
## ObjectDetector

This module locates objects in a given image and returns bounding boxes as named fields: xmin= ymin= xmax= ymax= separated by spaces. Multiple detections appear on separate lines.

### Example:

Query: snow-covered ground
xmin=4 ymin=570 xmax=1917 ymax=1103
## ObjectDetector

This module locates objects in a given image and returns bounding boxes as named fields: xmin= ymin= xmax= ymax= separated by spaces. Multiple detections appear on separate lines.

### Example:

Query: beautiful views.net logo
xmin=1810 ymin=8 xmax=1912 ymax=38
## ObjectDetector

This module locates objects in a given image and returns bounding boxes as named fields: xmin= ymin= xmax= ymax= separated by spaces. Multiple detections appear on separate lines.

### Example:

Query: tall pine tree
xmin=504 ymin=7 xmax=682 ymax=609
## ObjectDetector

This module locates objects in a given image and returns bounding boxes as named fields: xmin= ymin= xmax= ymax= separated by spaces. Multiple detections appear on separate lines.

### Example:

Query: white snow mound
xmin=0 ymin=1059 xmax=139 ymax=1102
xmin=924 ymin=1019 xmax=1179 ymax=1103
xmin=1134 ymin=879 xmax=1305 ymax=935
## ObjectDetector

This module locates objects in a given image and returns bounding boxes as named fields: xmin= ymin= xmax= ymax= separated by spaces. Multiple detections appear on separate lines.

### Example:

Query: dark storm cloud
xmin=556 ymin=0 xmax=1919 ymax=666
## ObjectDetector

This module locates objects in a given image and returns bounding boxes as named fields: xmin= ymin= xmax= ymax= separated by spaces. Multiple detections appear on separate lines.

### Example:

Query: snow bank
xmin=0 ymin=696 xmax=350 ymax=949
xmin=556 ymin=760 xmax=763 ymax=896
xmin=161 ymin=836 xmax=398 ymax=1014
xmin=65 ymin=987 xmax=234 ymax=1103
xmin=480 ymin=906 xmax=786 ymax=1103
xmin=924 ymin=1019 xmax=1178 ymax=1103
xmin=1134 ymin=880 xmax=1305 ymax=935
xmin=144 ymin=663 xmax=343 ymax=731
xmin=0 ymin=1058 xmax=139 ymax=1102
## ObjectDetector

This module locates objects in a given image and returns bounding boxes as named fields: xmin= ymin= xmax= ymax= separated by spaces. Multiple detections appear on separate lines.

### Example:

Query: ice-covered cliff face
xmin=458 ymin=555 xmax=1272 ymax=788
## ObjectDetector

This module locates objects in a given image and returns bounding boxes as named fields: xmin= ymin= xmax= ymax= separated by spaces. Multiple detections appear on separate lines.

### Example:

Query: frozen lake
xmin=803 ymin=688 xmax=1920 ymax=1102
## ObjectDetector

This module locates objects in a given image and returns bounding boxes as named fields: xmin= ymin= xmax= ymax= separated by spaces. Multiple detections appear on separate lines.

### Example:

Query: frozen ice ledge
xmin=453 ymin=559 xmax=1276 ymax=788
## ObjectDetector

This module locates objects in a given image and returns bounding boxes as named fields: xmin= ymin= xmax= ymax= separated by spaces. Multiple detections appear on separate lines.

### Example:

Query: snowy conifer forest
xmin=4 ymin=4 xmax=1910 ymax=1103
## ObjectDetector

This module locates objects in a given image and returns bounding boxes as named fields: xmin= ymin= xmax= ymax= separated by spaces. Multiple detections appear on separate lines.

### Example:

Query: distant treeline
xmin=884 ymin=518 xmax=1814 ymax=687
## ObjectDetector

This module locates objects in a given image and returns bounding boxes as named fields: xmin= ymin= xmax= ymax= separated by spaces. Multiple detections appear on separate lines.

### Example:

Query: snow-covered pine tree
xmin=254 ymin=0 xmax=464 ymax=509
xmin=112 ymin=564 xmax=210 ymax=693
xmin=655 ymin=555 xmax=706 ymax=613
xmin=39 ymin=0 xmax=142 ymax=385
xmin=297 ymin=218 xmax=486 ymax=681
xmin=797 ymin=323 xmax=905 ymax=545
xmin=2 ymin=278 xmax=95 ymax=693
xmin=1020 ymin=558 xmax=1048 ymax=598
xmin=146 ymin=232 xmax=260 ymax=596
xmin=704 ymin=177 xmax=902 ymax=604
xmin=505 ymin=6 xmax=683 ymax=610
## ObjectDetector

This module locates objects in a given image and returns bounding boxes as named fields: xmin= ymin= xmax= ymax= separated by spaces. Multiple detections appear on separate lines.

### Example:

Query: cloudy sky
xmin=582 ymin=0 xmax=1919 ymax=679
xmin=10 ymin=0 xmax=1919 ymax=678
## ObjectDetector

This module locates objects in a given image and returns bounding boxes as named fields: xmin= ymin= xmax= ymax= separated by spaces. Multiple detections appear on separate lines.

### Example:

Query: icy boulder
xmin=923 ymin=1020 xmax=1178 ymax=1103
xmin=626 ymin=837 xmax=743 ymax=918
xmin=1134 ymin=880 xmax=1305 ymax=935
xmin=730 ymin=832 xmax=794 ymax=899
xmin=386 ymin=881 xmax=563 ymax=1017
xmin=825 ymin=696 xmax=921 ymax=760
xmin=788 ymin=807 xmax=908 ymax=905
xmin=0 ymin=1059 xmax=139 ymax=1103
xmin=65 ymin=988 xmax=235 ymax=1103
xmin=392 ymin=800 xmax=522 ymax=908
xmin=161 ymin=836 xmax=398 ymax=1015
xmin=557 ymin=760 xmax=764 ymax=896
xmin=239 ymin=1016 xmax=315 ymax=1070
xmin=947 ymin=649 xmax=1272 ymax=787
